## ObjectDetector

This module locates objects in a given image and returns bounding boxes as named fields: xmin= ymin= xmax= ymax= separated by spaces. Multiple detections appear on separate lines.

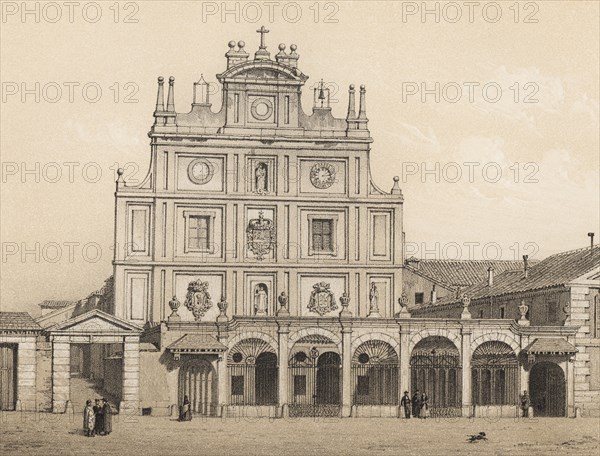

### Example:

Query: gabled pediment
xmin=218 ymin=60 xmax=308 ymax=82
xmin=47 ymin=309 xmax=142 ymax=334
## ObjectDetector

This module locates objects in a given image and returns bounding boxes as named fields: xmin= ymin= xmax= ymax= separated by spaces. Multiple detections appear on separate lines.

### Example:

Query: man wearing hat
xmin=400 ymin=391 xmax=411 ymax=418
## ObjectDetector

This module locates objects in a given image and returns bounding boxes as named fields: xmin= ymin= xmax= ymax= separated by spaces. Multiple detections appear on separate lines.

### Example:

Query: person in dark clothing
xmin=520 ymin=390 xmax=530 ymax=418
xmin=411 ymin=390 xmax=421 ymax=418
xmin=94 ymin=399 xmax=105 ymax=435
xmin=102 ymin=398 xmax=114 ymax=435
xmin=400 ymin=391 xmax=411 ymax=418
xmin=179 ymin=395 xmax=192 ymax=421
xmin=420 ymin=392 xmax=430 ymax=419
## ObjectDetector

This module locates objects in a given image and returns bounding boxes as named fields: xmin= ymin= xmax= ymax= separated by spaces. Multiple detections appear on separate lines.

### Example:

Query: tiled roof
xmin=459 ymin=245 xmax=600 ymax=301
xmin=404 ymin=258 xmax=528 ymax=288
xmin=167 ymin=334 xmax=227 ymax=353
xmin=523 ymin=338 xmax=577 ymax=354
xmin=0 ymin=312 xmax=42 ymax=331
xmin=39 ymin=300 xmax=75 ymax=309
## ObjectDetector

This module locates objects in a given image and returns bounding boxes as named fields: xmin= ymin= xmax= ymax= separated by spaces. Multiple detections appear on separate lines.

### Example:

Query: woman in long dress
xmin=421 ymin=392 xmax=430 ymax=419
xmin=83 ymin=400 xmax=95 ymax=437
xmin=179 ymin=395 xmax=192 ymax=421
xmin=102 ymin=399 xmax=114 ymax=435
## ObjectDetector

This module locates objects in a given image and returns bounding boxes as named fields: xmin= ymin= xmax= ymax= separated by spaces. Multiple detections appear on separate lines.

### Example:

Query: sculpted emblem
xmin=246 ymin=211 xmax=275 ymax=260
xmin=184 ymin=280 xmax=213 ymax=320
xmin=308 ymin=282 xmax=338 ymax=316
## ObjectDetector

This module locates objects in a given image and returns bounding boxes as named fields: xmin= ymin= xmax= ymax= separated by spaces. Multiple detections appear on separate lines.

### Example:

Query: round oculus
xmin=188 ymin=159 xmax=214 ymax=185
xmin=250 ymin=98 xmax=274 ymax=121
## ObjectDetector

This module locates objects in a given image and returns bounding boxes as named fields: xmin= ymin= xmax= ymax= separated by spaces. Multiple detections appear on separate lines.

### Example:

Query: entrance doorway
xmin=0 ymin=344 xmax=17 ymax=411
xmin=255 ymin=352 xmax=278 ymax=405
xmin=529 ymin=362 xmax=566 ymax=417
xmin=179 ymin=358 xmax=217 ymax=415
xmin=316 ymin=352 xmax=341 ymax=405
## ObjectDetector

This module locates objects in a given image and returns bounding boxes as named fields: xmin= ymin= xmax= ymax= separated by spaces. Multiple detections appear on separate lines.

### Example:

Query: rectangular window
xmin=415 ymin=292 xmax=424 ymax=305
xmin=284 ymin=95 xmax=290 ymax=124
xmin=357 ymin=376 xmax=370 ymax=395
xmin=311 ymin=219 xmax=334 ymax=253
xmin=547 ymin=301 xmax=558 ymax=323
xmin=187 ymin=215 xmax=210 ymax=250
xmin=231 ymin=376 xmax=244 ymax=396
xmin=500 ymin=306 xmax=505 ymax=319
xmin=294 ymin=375 xmax=306 ymax=396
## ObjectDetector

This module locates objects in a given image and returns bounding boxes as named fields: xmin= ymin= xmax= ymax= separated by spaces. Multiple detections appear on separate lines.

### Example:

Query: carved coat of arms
xmin=246 ymin=211 xmax=275 ymax=260
xmin=184 ymin=280 xmax=212 ymax=320
xmin=308 ymin=282 xmax=338 ymax=316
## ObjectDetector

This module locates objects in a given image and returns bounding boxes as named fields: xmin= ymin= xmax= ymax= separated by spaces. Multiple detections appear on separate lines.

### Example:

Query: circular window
xmin=187 ymin=159 xmax=214 ymax=185
xmin=358 ymin=353 xmax=370 ymax=364
xmin=250 ymin=98 xmax=274 ymax=121
xmin=232 ymin=352 xmax=243 ymax=363
xmin=295 ymin=351 xmax=307 ymax=363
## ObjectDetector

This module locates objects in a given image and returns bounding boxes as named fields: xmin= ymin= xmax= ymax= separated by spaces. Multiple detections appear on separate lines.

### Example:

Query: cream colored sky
xmin=1 ymin=1 xmax=598 ymax=314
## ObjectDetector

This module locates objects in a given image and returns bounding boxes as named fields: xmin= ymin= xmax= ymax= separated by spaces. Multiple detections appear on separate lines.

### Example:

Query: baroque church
xmin=1 ymin=28 xmax=598 ymax=419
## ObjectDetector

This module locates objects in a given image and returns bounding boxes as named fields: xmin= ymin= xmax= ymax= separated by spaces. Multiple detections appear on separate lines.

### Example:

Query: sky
xmin=1 ymin=1 xmax=599 ymax=315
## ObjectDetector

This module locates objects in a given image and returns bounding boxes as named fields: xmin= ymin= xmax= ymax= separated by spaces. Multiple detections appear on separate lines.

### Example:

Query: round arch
xmin=471 ymin=332 xmax=520 ymax=354
xmin=351 ymin=332 xmax=399 ymax=356
xmin=227 ymin=331 xmax=278 ymax=353
xmin=409 ymin=329 xmax=461 ymax=355
xmin=288 ymin=327 xmax=341 ymax=350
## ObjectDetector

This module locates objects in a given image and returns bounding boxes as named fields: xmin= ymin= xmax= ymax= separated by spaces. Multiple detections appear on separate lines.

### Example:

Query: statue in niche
xmin=369 ymin=282 xmax=379 ymax=313
xmin=254 ymin=283 xmax=268 ymax=315
xmin=254 ymin=162 xmax=268 ymax=193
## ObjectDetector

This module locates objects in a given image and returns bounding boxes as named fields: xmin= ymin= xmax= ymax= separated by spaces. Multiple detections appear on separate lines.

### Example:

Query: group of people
xmin=400 ymin=390 xmax=430 ymax=419
xmin=83 ymin=398 xmax=115 ymax=437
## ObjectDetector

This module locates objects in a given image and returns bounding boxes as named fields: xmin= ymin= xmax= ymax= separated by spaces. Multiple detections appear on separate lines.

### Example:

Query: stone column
xmin=17 ymin=337 xmax=37 ymax=412
xmin=399 ymin=326 xmax=411 ymax=415
xmin=52 ymin=337 xmax=71 ymax=413
xmin=120 ymin=336 xmax=140 ymax=415
xmin=341 ymin=323 xmax=353 ymax=417
xmin=216 ymin=354 xmax=228 ymax=416
xmin=566 ymin=358 xmax=575 ymax=418
xmin=277 ymin=323 xmax=290 ymax=418
xmin=461 ymin=327 xmax=472 ymax=417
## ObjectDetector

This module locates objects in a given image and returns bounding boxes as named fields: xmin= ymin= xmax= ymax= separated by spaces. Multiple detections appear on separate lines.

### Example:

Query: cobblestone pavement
xmin=1 ymin=412 xmax=598 ymax=456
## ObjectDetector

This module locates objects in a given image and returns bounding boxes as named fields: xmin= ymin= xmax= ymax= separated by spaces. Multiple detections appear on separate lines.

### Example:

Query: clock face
xmin=310 ymin=163 xmax=336 ymax=189
xmin=188 ymin=159 xmax=214 ymax=185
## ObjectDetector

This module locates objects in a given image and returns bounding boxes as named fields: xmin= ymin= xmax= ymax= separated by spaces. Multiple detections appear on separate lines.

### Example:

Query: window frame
xmin=308 ymin=214 xmax=339 ymax=256
xmin=183 ymin=210 xmax=216 ymax=254
xmin=414 ymin=292 xmax=424 ymax=305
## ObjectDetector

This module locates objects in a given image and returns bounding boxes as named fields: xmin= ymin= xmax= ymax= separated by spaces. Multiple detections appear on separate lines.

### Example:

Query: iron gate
xmin=288 ymin=350 xmax=341 ymax=417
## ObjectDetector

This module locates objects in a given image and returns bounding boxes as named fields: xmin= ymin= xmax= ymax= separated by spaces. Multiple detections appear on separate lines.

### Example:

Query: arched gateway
xmin=529 ymin=362 xmax=566 ymax=417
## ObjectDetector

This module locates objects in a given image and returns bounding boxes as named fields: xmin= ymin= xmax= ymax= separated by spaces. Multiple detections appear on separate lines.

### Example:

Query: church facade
xmin=2 ymin=29 xmax=595 ymax=419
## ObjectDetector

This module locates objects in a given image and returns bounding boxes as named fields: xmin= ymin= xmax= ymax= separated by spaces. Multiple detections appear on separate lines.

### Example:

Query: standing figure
xmin=254 ymin=284 xmax=268 ymax=315
xmin=411 ymin=390 xmax=422 ymax=419
xmin=255 ymin=163 xmax=268 ymax=193
xmin=369 ymin=282 xmax=379 ymax=313
xmin=179 ymin=395 xmax=192 ymax=421
xmin=83 ymin=400 xmax=95 ymax=437
xmin=420 ymin=392 xmax=430 ymax=419
xmin=102 ymin=398 xmax=114 ymax=435
xmin=520 ymin=390 xmax=530 ymax=418
xmin=93 ymin=399 xmax=104 ymax=436
xmin=400 ymin=391 xmax=411 ymax=419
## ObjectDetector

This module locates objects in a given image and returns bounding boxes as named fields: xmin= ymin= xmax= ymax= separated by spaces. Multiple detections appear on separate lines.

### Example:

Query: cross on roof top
xmin=257 ymin=25 xmax=269 ymax=49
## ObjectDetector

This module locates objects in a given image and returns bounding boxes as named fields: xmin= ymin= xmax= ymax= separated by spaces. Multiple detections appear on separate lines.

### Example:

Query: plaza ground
xmin=1 ymin=412 xmax=598 ymax=456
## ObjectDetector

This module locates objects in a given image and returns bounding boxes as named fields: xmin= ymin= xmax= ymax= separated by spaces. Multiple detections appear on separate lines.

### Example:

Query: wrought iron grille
xmin=471 ymin=341 xmax=519 ymax=406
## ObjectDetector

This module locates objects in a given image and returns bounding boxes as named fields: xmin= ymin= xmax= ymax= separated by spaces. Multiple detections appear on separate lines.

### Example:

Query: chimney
xmin=487 ymin=266 xmax=494 ymax=286
xmin=523 ymin=255 xmax=529 ymax=279
xmin=430 ymin=284 xmax=437 ymax=305
xmin=588 ymin=232 xmax=595 ymax=251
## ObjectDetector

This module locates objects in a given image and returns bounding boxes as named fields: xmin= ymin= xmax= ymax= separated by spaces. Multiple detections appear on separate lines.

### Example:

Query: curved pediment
xmin=218 ymin=60 xmax=308 ymax=83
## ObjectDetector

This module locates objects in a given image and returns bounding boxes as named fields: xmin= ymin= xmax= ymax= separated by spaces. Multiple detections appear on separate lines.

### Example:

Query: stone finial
xmin=460 ymin=294 xmax=471 ymax=320
xmin=339 ymin=292 xmax=351 ymax=317
xmin=395 ymin=293 xmax=411 ymax=318
xmin=217 ymin=296 xmax=228 ymax=321
xmin=153 ymin=77 xmax=166 ymax=126
xmin=346 ymin=84 xmax=356 ymax=121
xmin=164 ymin=76 xmax=176 ymax=125
xmin=277 ymin=291 xmax=289 ymax=316
xmin=193 ymin=75 xmax=210 ymax=105
xmin=357 ymin=84 xmax=368 ymax=127
xmin=168 ymin=295 xmax=181 ymax=321
xmin=116 ymin=167 xmax=125 ymax=189
xmin=391 ymin=176 xmax=402 ymax=195
xmin=255 ymin=25 xmax=271 ymax=60
xmin=518 ymin=299 xmax=530 ymax=326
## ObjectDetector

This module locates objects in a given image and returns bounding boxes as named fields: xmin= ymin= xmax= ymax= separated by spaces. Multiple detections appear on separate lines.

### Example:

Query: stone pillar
xmin=277 ymin=323 xmax=290 ymax=418
xmin=17 ymin=338 xmax=37 ymax=412
xmin=216 ymin=354 xmax=228 ymax=416
xmin=399 ymin=326 xmax=411 ymax=413
xmin=52 ymin=338 xmax=71 ymax=413
xmin=341 ymin=323 xmax=353 ymax=417
xmin=120 ymin=336 xmax=140 ymax=415
xmin=566 ymin=358 xmax=575 ymax=418
xmin=461 ymin=328 xmax=472 ymax=417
